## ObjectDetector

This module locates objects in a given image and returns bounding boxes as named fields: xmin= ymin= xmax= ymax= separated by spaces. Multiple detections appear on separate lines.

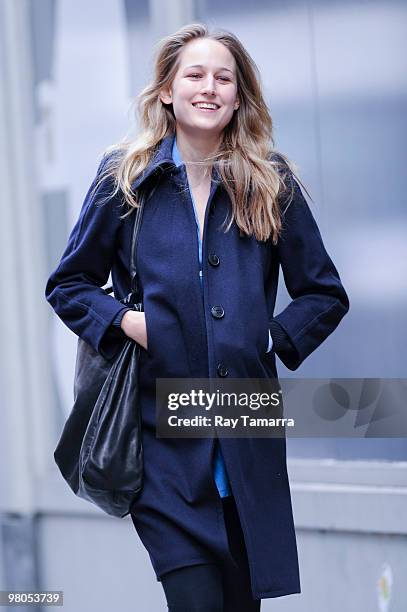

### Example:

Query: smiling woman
xmin=45 ymin=21 xmax=349 ymax=612
xmin=158 ymin=37 xmax=241 ymax=183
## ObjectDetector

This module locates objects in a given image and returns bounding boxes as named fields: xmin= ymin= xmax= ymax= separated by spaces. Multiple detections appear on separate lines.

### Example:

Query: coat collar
xmin=172 ymin=134 xmax=183 ymax=168
xmin=131 ymin=133 xmax=176 ymax=191
xmin=131 ymin=132 xmax=222 ymax=191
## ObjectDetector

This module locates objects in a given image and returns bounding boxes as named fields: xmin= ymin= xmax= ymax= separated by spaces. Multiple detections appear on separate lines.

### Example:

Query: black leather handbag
xmin=53 ymin=188 xmax=147 ymax=518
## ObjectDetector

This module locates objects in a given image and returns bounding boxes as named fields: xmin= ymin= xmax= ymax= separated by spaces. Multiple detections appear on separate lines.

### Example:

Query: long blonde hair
xmin=95 ymin=23 xmax=310 ymax=244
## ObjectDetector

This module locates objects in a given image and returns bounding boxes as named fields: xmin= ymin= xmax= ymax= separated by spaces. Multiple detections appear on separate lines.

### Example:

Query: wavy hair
xmin=95 ymin=22 xmax=310 ymax=244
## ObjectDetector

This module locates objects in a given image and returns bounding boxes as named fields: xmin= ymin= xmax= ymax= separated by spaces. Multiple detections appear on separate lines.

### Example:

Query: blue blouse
xmin=172 ymin=137 xmax=233 ymax=498
xmin=172 ymin=136 xmax=274 ymax=496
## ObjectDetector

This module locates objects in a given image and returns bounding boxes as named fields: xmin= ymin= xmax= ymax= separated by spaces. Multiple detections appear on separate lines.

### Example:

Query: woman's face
xmin=160 ymin=38 xmax=240 ymax=138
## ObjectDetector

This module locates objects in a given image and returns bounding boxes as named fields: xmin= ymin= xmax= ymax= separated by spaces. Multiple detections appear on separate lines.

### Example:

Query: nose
xmin=200 ymin=75 xmax=217 ymax=96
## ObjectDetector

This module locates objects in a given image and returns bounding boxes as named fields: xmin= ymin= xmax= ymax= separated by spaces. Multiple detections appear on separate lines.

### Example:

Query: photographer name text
xmin=167 ymin=415 xmax=294 ymax=428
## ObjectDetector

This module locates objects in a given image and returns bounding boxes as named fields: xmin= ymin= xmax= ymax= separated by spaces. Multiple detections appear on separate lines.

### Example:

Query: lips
xmin=191 ymin=102 xmax=220 ymax=110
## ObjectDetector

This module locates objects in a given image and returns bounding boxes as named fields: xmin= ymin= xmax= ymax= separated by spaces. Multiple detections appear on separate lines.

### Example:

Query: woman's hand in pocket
xmin=120 ymin=311 xmax=148 ymax=350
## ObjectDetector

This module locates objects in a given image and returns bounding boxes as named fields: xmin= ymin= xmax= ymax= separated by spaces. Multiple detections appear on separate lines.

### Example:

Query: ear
xmin=160 ymin=87 xmax=172 ymax=105
xmin=234 ymin=99 xmax=240 ymax=110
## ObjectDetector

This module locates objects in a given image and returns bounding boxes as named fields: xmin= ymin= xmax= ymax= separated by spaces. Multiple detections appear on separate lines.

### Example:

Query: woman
xmin=45 ymin=23 xmax=349 ymax=611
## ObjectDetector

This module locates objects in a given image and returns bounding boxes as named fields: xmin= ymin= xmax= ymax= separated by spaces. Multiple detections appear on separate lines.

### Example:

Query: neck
xmin=175 ymin=127 xmax=221 ymax=165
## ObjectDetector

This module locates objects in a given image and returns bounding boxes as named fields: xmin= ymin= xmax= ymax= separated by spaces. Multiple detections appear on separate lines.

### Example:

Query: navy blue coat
xmin=45 ymin=133 xmax=349 ymax=600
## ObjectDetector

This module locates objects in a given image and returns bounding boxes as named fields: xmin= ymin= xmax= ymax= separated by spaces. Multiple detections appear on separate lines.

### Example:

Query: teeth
xmin=193 ymin=103 xmax=219 ymax=109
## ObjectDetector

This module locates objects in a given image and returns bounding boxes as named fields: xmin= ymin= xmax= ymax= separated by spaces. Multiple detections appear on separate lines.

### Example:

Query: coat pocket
xmin=257 ymin=313 xmax=272 ymax=357
xmin=142 ymin=302 xmax=153 ymax=356
xmin=264 ymin=327 xmax=271 ymax=355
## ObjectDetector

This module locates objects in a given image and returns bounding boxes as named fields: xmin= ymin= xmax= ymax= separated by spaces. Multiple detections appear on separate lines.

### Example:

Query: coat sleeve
xmin=44 ymin=155 xmax=130 ymax=360
xmin=269 ymin=172 xmax=349 ymax=371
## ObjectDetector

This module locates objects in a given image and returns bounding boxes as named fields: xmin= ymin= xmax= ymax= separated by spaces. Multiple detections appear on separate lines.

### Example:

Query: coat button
xmin=217 ymin=364 xmax=229 ymax=377
xmin=208 ymin=253 xmax=220 ymax=267
xmin=211 ymin=306 xmax=224 ymax=319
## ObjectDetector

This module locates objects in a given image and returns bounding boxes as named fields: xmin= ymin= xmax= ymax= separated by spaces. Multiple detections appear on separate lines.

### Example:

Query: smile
xmin=191 ymin=103 xmax=220 ymax=112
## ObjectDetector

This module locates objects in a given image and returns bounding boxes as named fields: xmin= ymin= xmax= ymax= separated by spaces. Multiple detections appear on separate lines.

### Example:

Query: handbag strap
xmin=129 ymin=187 xmax=147 ymax=300
xmin=104 ymin=185 xmax=151 ymax=305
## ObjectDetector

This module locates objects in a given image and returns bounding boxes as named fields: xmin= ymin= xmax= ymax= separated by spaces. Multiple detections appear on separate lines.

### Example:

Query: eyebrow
xmin=184 ymin=64 xmax=234 ymax=73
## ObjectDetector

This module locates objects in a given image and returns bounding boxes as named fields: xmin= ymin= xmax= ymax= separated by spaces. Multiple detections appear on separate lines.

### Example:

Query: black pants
xmin=160 ymin=496 xmax=261 ymax=612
